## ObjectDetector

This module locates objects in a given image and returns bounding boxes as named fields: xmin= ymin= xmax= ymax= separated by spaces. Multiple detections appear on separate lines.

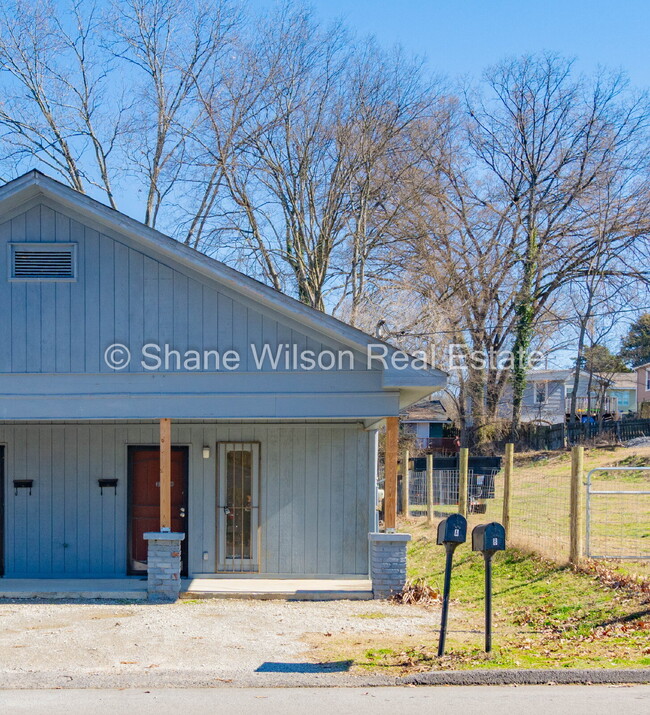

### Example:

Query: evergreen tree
xmin=619 ymin=314 xmax=650 ymax=367
xmin=581 ymin=344 xmax=629 ymax=375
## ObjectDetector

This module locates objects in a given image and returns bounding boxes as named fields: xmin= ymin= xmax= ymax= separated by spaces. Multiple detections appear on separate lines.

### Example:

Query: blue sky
xmin=252 ymin=0 xmax=650 ymax=89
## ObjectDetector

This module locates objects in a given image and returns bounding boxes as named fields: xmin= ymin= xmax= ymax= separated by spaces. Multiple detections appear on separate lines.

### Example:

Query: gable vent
xmin=10 ymin=243 xmax=76 ymax=280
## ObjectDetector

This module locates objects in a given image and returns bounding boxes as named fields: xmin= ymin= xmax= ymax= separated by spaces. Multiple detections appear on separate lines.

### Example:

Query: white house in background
xmin=500 ymin=369 xmax=616 ymax=425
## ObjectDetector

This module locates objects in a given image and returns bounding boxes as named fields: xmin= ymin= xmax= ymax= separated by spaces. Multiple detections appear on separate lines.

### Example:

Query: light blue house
xmin=0 ymin=171 xmax=444 ymax=598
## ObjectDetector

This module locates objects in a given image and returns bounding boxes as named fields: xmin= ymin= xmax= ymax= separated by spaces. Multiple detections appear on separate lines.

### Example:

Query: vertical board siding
xmin=0 ymin=203 xmax=370 ymax=374
xmin=1 ymin=422 xmax=371 ymax=578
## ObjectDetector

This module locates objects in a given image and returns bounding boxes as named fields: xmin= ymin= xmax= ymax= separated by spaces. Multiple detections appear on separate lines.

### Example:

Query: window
xmin=612 ymin=390 xmax=629 ymax=407
xmin=646 ymin=370 xmax=650 ymax=391
xmin=9 ymin=243 xmax=77 ymax=281
xmin=534 ymin=382 xmax=548 ymax=404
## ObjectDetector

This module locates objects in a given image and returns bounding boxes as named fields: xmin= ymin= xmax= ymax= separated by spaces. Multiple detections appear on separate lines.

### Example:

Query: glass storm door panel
xmin=217 ymin=443 xmax=259 ymax=572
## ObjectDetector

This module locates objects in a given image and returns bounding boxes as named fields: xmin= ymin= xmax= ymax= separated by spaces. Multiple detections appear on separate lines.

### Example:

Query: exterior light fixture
xmin=202 ymin=446 xmax=211 ymax=459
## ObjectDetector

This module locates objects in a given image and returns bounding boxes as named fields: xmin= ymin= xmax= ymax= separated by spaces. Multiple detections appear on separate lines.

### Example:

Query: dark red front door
xmin=128 ymin=446 xmax=188 ymax=575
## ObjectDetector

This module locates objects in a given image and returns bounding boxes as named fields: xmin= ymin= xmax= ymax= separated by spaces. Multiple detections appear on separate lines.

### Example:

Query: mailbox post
xmin=436 ymin=513 xmax=467 ymax=656
xmin=472 ymin=522 xmax=506 ymax=652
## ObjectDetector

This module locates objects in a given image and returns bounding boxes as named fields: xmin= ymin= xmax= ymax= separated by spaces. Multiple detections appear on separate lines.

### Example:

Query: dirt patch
xmin=0 ymin=598 xmax=440 ymax=681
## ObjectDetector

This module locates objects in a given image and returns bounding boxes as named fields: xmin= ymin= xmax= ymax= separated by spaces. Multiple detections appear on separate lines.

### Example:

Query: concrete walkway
xmin=182 ymin=578 xmax=373 ymax=600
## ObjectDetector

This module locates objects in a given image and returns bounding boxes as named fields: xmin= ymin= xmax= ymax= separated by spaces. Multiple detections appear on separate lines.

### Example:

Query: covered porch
xmin=0 ymin=416 xmax=404 ymax=600
xmin=0 ymin=417 xmax=381 ymax=598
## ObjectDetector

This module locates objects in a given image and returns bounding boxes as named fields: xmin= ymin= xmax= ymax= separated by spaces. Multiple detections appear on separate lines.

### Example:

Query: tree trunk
xmin=511 ymin=228 xmax=538 ymax=440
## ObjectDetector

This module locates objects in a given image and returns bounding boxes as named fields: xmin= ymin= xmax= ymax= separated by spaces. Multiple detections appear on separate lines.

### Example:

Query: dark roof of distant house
xmin=400 ymin=399 xmax=450 ymax=423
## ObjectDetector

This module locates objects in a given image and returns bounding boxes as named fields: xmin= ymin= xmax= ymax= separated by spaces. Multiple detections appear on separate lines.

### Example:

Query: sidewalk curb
xmin=399 ymin=668 xmax=650 ymax=686
xmin=0 ymin=668 xmax=648 ymax=689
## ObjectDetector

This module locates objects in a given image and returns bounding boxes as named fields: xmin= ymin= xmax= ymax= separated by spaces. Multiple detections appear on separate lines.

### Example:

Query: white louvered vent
xmin=10 ymin=243 xmax=76 ymax=280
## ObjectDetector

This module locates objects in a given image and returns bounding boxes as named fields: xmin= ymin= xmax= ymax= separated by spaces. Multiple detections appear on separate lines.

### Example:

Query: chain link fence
xmin=400 ymin=467 xmax=499 ymax=518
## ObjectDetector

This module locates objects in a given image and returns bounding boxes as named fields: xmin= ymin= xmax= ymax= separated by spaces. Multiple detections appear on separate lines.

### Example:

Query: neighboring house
xmin=607 ymin=372 xmax=637 ymax=416
xmin=0 ymin=171 xmax=445 ymax=597
xmin=633 ymin=362 xmax=650 ymax=414
xmin=501 ymin=369 xmax=614 ymax=424
xmin=400 ymin=399 xmax=457 ymax=452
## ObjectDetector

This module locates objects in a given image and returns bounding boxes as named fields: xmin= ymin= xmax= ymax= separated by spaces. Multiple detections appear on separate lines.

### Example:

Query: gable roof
xmin=0 ymin=170 xmax=445 ymax=402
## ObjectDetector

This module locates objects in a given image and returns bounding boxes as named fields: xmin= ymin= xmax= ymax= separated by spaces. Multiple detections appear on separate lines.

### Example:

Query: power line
xmin=382 ymin=305 xmax=650 ymax=339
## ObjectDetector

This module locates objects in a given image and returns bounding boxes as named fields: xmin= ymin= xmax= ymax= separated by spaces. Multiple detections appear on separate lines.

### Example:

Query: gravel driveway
xmin=0 ymin=598 xmax=440 ymax=686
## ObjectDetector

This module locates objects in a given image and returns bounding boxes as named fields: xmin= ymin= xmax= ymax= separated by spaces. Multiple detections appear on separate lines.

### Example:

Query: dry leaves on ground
xmin=391 ymin=579 xmax=441 ymax=606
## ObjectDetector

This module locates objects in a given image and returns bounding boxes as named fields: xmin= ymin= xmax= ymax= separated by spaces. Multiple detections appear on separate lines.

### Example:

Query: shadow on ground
xmin=256 ymin=661 xmax=353 ymax=673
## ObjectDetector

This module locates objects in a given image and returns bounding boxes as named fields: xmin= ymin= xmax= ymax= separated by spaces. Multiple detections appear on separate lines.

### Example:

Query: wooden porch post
xmin=160 ymin=418 xmax=172 ymax=531
xmin=384 ymin=416 xmax=399 ymax=531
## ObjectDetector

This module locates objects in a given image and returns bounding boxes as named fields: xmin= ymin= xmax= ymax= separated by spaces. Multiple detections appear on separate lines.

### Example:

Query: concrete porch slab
xmin=0 ymin=579 xmax=148 ymax=600
xmin=0 ymin=577 xmax=374 ymax=601
xmin=181 ymin=578 xmax=374 ymax=600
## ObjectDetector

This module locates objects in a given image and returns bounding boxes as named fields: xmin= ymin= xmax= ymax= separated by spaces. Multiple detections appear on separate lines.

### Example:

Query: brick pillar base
xmin=368 ymin=532 xmax=411 ymax=599
xmin=144 ymin=532 xmax=186 ymax=601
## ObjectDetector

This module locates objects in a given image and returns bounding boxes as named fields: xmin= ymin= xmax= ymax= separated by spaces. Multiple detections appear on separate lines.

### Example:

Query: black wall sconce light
xmin=14 ymin=479 xmax=34 ymax=495
xmin=98 ymin=478 xmax=118 ymax=495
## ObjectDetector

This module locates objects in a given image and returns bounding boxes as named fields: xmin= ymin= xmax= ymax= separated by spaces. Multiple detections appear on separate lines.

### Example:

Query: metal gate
xmin=586 ymin=466 xmax=650 ymax=559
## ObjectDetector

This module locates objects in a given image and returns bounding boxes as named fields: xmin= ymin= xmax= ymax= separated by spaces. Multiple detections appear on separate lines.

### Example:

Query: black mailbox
xmin=471 ymin=521 xmax=506 ymax=654
xmin=436 ymin=512 xmax=468 ymax=656
xmin=437 ymin=513 xmax=467 ymax=545
xmin=472 ymin=522 xmax=506 ymax=553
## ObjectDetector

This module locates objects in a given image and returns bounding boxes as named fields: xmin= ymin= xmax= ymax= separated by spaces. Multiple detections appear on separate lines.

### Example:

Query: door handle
xmin=179 ymin=507 xmax=186 ymax=518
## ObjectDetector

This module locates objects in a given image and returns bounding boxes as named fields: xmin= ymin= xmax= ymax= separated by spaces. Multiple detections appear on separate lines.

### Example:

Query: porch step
xmin=181 ymin=578 xmax=374 ymax=601
xmin=0 ymin=578 xmax=148 ymax=600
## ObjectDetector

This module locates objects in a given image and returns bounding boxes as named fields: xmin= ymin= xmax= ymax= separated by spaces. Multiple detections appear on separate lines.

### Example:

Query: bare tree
xmin=567 ymin=138 xmax=650 ymax=420
xmin=110 ymin=0 xmax=238 ymax=227
xmin=0 ymin=0 xmax=120 ymax=198
xmin=465 ymin=54 xmax=650 ymax=436
xmin=190 ymin=2 xmax=437 ymax=309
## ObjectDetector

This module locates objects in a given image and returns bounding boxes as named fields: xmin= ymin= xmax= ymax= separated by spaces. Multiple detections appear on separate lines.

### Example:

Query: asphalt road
xmin=1 ymin=686 xmax=649 ymax=714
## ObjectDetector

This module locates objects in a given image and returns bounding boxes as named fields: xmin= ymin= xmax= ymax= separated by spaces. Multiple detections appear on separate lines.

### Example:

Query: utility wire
xmin=382 ymin=304 xmax=650 ymax=339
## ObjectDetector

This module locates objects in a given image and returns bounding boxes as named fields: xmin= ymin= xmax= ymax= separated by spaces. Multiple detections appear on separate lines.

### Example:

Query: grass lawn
xmin=307 ymin=519 xmax=650 ymax=674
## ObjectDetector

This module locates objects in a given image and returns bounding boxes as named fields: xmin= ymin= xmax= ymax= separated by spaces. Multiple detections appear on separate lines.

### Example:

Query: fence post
xmin=426 ymin=453 xmax=434 ymax=525
xmin=502 ymin=443 xmax=514 ymax=536
xmin=570 ymin=445 xmax=585 ymax=565
xmin=458 ymin=447 xmax=469 ymax=517
xmin=401 ymin=449 xmax=410 ymax=517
